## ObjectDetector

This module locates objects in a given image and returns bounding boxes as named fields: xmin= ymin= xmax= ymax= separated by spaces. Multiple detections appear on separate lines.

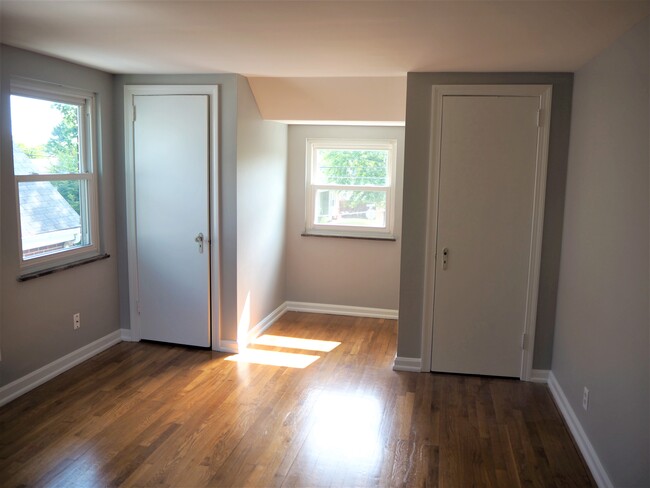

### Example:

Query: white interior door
xmin=431 ymin=95 xmax=541 ymax=377
xmin=133 ymin=94 xmax=210 ymax=347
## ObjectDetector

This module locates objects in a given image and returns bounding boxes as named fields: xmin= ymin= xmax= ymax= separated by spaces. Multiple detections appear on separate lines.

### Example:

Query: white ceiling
xmin=1 ymin=1 xmax=648 ymax=77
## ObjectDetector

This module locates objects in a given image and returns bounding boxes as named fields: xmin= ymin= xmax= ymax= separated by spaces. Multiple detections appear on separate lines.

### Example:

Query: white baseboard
xmin=120 ymin=328 xmax=134 ymax=342
xmin=0 ymin=330 xmax=122 ymax=407
xmin=216 ymin=301 xmax=396 ymax=352
xmin=548 ymin=372 xmax=613 ymax=488
xmin=214 ymin=302 xmax=289 ymax=354
xmin=245 ymin=302 xmax=288 ymax=346
xmin=530 ymin=369 xmax=549 ymax=383
xmin=393 ymin=356 xmax=422 ymax=372
xmin=216 ymin=340 xmax=238 ymax=354
xmin=286 ymin=301 xmax=398 ymax=320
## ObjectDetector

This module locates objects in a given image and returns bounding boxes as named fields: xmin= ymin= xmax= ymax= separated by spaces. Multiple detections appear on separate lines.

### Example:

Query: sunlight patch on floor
xmin=225 ymin=348 xmax=320 ymax=369
xmin=252 ymin=334 xmax=341 ymax=352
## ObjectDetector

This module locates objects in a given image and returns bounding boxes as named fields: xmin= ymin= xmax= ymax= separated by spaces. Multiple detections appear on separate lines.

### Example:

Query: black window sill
xmin=17 ymin=253 xmax=111 ymax=282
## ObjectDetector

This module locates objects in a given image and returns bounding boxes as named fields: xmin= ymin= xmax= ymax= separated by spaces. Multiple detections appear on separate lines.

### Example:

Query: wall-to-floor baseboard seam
xmin=245 ymin=302 xmax=289 ymax=346
xmin=286 ymin=301 xmax=398 ymax=319
xmin=393 ymin=356 xmax=422 ymax=372
xmin=217 ymin=302 xmax=289 ymax=353
xmin=530 ymin=369 xmax=550 ymax=383
xmin=217 ymin=301 xmax=399 ymax=353
xmin=0 ymin=330 xmax=122 ymax=407
xmin=547 ymin=372 xmax=614 ymax=488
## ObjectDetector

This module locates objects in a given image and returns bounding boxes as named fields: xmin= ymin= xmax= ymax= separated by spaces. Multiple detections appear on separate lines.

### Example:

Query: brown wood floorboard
xmin=0 ymin=312 xmax=595 ymax=487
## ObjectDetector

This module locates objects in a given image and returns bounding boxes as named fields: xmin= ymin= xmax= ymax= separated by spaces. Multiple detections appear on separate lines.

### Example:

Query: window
xmin=10 ymin=80 xmax=100 ymax=272
xmin=305 ymin=139 xmax=397 ymax=238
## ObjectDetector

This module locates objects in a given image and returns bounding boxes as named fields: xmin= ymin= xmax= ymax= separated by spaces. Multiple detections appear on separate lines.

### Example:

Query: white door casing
xmin=421 ymin=85 xmax=552 ymax=380
xmin=124 ymin=85 xmax=220 ymax=348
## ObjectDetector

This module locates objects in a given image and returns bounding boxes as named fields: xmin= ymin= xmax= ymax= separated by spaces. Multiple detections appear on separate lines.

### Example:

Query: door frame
xmin=123 ymin=85 xmax=220 ymax=348
xmin=420 ymin=84 xmax=553 ymax=380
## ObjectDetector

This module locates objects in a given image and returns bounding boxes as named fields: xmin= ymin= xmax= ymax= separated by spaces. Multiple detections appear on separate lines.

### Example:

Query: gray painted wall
xmin=235 ymin=77 xmax=287 ymax=338
xmin=0 ymin=46 xmax=120 ymax=386
xmin=552 ymin=18 xmax=649 ymax=487
xmin=113 ymin=73 xmax=240 ymax=342
xmin=398 ymin=72 xmax=573 ymax=369
xmin=286 ymin=125 xmax=404 ymax=310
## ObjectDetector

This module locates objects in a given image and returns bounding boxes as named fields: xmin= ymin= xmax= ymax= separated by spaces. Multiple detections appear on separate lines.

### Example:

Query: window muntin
xmin=10 ymin=81 xmax=99 ymax=270
xmin=306 ymin=139 xmax=397 ymax=238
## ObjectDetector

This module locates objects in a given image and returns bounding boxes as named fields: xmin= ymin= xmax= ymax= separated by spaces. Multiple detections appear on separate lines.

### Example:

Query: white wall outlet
xmin=582 ymin=387 xmax=589 ymax=411
xmin=73 ymin=313 xmax=81 ymax=330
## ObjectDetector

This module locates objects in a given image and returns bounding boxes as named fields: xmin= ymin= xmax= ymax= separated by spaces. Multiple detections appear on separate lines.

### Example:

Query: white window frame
xmin=305 ymin=138 xmax=397 ymax=239
xmin=11 ymin=78 xmax=100 ymax=274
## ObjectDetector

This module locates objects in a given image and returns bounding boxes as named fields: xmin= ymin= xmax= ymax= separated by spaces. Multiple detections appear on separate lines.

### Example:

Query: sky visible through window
xmin=11 ymin=95 xmax=64 ymax=147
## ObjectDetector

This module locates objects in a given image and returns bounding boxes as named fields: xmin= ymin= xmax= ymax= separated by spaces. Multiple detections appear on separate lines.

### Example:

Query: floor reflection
xmin=305 ymin=390 xmax=384 ymax=470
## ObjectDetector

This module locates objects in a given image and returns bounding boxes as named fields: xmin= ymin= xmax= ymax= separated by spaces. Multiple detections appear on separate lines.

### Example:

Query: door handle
xmin=195 ymin=233 xmax=204 ymax=254
xmin=442 ymin=248 xmax=449 ymax=270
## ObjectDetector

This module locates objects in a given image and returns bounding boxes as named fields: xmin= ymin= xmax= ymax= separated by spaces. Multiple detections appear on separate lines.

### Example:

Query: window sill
xmin=17 ymin=253 xmax=110 ymax=282
xmin=301 ymin=232 xmax=397 ymax=242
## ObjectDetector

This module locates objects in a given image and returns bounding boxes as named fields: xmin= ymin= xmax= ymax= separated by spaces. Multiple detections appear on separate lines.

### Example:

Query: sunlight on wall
xmin=252 ymin=334 xmax=340 ymax=352
xmin=225 ymin=349 xmax=320 ymax=368
xmin=237 ymin=291 xmax=251 ymax=350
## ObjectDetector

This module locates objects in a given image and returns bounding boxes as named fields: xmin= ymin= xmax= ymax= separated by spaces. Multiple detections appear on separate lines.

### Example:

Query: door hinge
xmin=521 ymin=332 xmax=528 ymax=350
xmin=536 ymin=109 xmax=542 ymax=127
xmin=133 ymin=104 xmax=137 ymax=122
xmin=136 ymin=299 xmax=141 ymax=314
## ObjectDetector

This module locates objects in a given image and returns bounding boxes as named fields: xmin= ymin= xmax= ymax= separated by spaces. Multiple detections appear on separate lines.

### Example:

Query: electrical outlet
xmin=582 ymin=387 xmax=589 ymax=411
xmin=73 ymin=313 xmax=81 ymax=330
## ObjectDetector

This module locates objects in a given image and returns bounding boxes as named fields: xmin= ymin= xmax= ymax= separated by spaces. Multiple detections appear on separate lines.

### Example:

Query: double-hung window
xmin=305 ymin=139 xmax=397 ymax=238
xmin=10 ymin=80 xmax=100 ymax=272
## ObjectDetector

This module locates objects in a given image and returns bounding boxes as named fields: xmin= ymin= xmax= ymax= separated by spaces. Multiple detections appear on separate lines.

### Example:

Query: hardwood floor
xmin=0 ymin=312 xmax=594 ymax=487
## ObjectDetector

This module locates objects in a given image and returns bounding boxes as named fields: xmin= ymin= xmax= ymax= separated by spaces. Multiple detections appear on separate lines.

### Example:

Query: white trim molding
xmin=286 ymin=301 xmax=398 ymax=319
xmin=216 ymin=303 xmax=289 ymax=354
xmin=216 ymin=340 xmax=239 ymax=354
xmin=120 ymin=328 xmax=134 ymax=342
xmin=393 ymin=356 xmax=422 ymax=372
xmin=244 ymin=302 xmax=288 ymax=347
xmin=529 ymin=369 xmax=550 ymax=383
xmin=217 ymin=301 xmax=398 ymax=354
xmin=548 ymin=372 xmax=614 ymax=488
xmin=0 ymin=330 xmax=122 ymax=407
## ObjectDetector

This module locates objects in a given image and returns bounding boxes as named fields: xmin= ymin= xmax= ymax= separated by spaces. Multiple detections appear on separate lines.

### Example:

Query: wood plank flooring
xmin=0 ymin=312 xmax=594 ymax=487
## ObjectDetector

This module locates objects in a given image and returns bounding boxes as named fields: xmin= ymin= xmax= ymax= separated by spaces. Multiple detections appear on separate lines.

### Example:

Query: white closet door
xmin=431 ymin=95 xmax=540 ymax=377
xmin=134 ymin=94 xmax=210 ymax=347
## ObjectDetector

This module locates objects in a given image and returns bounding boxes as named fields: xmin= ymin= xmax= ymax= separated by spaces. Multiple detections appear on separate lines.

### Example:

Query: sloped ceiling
xmin=248 ymin=77 xmax=407 ymax=124
xmin=1 ymin=1 xmax=648 ymax=122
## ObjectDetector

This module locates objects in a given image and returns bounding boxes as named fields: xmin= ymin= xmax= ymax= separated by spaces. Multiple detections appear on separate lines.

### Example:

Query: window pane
xmin=315 ymin=189 xmax=386 ymax=228
xmin=11 ymin=95 xmax=82 ymax=175
xmin=316 ymin=149 xmax=388 ymax=186
xmin=18 ymin=179 xmax=88 ymax=260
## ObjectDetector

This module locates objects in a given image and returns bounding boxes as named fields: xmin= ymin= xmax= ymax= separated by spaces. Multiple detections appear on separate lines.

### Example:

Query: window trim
xmin=304 ymin=138 xmax=397 ymax=239
xmin=10 ymin=78 xmax=101 ymax=275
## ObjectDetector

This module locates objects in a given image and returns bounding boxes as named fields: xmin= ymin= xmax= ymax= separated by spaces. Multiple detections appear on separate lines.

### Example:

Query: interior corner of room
xmin=0 ymin=4 xmax=648 ymax=487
